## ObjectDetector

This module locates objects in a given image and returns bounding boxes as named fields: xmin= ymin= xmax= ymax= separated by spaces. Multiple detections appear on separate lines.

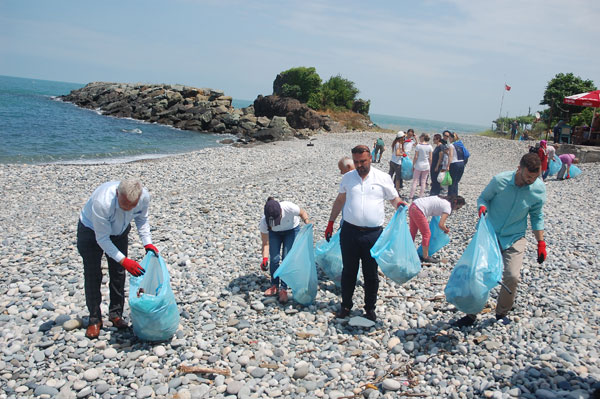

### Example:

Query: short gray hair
xmin=117 ymin=179 xmax=143 ymax=202
xmin=339 ymin=156 xmax=353 ymax=168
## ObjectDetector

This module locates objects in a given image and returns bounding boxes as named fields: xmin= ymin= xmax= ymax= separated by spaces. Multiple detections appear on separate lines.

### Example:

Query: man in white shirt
xmin=259 ymin=198 xmax=311 ymax=304
xmin=77 ymin=179 xmax=158 ymax=339
xmin=325 ymin=145 xmax=406 ymax=322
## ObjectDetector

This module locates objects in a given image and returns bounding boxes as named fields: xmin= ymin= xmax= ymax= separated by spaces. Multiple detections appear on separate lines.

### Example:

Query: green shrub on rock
xmin=273 ymin=67 xmax=322 ymax=103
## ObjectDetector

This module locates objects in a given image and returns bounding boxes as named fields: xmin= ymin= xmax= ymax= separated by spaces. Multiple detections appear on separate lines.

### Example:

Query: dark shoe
xmin=364 ymin=309 xmax=377 ymax=322
xmin=453 ymin=315 xmax=476 ymax=327
xmin=421 ymin=256 xmax=440 ymax=264
xmin=278 ymin=289 xmax=288 ymax=304
xmin=109 ymin=316 xmax=129 ymax=329
xmin=335 ymin=307 xmax=351 ymax=318
xmin=496 ymin=314 xmax=511 ymax=325
xmin=85 ymin=322 xmax=102 ymax=339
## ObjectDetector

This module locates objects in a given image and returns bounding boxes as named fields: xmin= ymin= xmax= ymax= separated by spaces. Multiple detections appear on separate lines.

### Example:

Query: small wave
xmin=121 ymin=128 xmax=142 ymax=134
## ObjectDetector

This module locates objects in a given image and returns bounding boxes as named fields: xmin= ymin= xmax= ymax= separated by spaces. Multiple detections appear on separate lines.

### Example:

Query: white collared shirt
xmin=413 ymin=196 xmax=452 ymax=218
xmin=259 ymin=201 xmax=301 ymax=234
xmin=339 ymin=168 xmax=398 ymax=227
xmin=80 ymin=181 xmax=152 ymax=263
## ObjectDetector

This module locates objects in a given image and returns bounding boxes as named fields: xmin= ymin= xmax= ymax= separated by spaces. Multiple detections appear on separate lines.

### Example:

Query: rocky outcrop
xmin=253 ymin=95 xmax=336 ymax=131
xmin=59 ymin=82 xmax=321 ymax=143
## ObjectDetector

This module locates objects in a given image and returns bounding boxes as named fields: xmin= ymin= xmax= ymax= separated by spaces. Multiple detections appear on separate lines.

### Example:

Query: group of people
xmin=78 ymin=129 xmax=549 ymax=340
xmin=534 ymin=140 xmax=580 ymax=181
xmin=257 ymin=133 xmax=546 ymax=328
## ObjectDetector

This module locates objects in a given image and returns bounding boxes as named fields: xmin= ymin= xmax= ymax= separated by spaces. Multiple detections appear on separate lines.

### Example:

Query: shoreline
xmin=1 ymin=131 xmax=599 ymax=398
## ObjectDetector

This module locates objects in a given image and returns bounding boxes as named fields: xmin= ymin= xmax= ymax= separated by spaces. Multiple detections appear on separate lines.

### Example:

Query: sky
xmin=1 ymin=0 xmax=599 ymax=126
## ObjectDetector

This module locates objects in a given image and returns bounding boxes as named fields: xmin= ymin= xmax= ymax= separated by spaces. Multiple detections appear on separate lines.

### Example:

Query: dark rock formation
xmin=253 ymin=95 xmax=335 ymax=131
xmin=59 ymin=82 xmax=327 ymax=143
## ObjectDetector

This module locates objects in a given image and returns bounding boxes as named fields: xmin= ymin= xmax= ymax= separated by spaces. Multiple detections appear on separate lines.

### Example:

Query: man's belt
xmin=344 ymin=222 xmax=382 ymax=232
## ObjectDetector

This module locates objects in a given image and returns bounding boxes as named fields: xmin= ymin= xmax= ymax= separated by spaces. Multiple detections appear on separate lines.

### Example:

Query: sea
xmin=0 ymin=75 xmax=486 ymax=164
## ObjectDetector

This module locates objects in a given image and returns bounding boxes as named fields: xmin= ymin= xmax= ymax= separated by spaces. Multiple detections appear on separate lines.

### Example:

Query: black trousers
xmin=449 ymin=162 xmax=465 ymax=196
xmin=339 ymin=222 xmax=383 ymax=311
xmin=77 ymin=221 xmax=130 ymax=324
xmin=430 ymin=168 xmax=441 ymax=195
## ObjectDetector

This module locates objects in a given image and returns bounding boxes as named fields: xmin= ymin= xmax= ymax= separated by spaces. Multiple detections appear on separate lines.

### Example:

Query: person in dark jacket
xmin=429 ymin=133 xmax=444 ymax=195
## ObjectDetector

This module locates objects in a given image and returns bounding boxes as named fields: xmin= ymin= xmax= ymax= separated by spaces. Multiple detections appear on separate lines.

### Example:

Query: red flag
xmin=505 ymin=84 xmax=511 ymax=91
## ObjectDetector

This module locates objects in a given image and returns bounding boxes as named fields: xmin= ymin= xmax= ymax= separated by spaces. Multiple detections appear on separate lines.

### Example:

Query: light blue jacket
xmin=80 ymin=181 xmax=152 ymax=262
xmin=477 ymin=171 xmax=545 ymax=250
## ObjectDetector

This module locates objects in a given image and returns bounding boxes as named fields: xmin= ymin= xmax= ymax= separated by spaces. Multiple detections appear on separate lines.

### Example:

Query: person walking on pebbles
xmin=325 ymin=145 xmax=407 ymax=322
xmin=77 ymin=179 xmax=159 ymax=339
xmin=454 ymin=153 xmax=546 ymax=327
xmin=259 ymin=197 xmax=311 ymax=304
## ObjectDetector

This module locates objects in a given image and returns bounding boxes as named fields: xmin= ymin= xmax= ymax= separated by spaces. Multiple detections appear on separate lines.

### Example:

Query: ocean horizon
xmin=0 ymin=75 xmax=486 ymax=164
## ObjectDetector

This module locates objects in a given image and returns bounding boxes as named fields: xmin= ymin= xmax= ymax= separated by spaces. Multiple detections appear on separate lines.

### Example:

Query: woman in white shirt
xmin=409 ymin=195 xmax=465 ymax=263
xmin=388 ymin=131 xmax=406 ymax=192
xmin=410 ymin=134 xmax=433 ymax=200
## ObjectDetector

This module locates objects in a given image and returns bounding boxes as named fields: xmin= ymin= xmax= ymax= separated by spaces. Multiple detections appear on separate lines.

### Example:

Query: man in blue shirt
xmin=455 ymin=153 xmax=547 ymax=327
xmin=77 ymin=179 xmax=159 ymax=339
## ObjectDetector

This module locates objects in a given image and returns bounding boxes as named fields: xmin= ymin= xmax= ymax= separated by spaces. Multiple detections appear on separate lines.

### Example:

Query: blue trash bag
xmin=314 ymin=229 xmax=343 ymax=287
xmin=548 ymin=155 xmax=562 ymax=176
xmin=444 ymin=215 xmax=503 ymax=314
xmin=401 ymin=157 xmax=413 ymax=180
xmin=274 ymin=224 xmax=318 ymax=305
xmin=370 ymin=206 xmax=421 ymax=284
xmin=129 ymin=252 xmax=180 ymax=341
xmin=417 ymin=216 xmax=450 ymax=257
xmin=569 ymin=164 xmax=582 ymax=178
xmin=371 ymin=148 xmax=376 ymax=162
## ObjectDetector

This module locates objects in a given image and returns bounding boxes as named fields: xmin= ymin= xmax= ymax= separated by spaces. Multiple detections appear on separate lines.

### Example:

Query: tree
xmin=273 ymin=67 xmax=322 ymax=103
xmin=319 ymin=75 xmax=360 ymax=110
xmin=540 ymin=73 xmax=596 ymax=125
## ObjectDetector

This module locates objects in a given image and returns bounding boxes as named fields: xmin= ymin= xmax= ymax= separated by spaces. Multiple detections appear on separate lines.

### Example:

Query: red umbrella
xmin=563 ymin=90 xmax=600 ymax=107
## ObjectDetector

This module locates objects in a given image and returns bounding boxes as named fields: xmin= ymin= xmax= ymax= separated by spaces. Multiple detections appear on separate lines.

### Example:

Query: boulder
xmin=253 ymin=95 xmax=329 ymax=130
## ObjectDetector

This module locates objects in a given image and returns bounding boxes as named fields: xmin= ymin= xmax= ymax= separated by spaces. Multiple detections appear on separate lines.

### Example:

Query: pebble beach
xmin=0 ymin=132 xmax=599 ymax=399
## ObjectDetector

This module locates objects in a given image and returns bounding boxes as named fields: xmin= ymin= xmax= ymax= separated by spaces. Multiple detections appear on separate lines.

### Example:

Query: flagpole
xmin=498 ymin=83 xmax=506 ymax=132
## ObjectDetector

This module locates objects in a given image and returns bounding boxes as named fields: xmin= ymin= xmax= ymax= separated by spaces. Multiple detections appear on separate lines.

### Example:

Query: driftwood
xmin=178 ymin=365 xmax=231 ymax=376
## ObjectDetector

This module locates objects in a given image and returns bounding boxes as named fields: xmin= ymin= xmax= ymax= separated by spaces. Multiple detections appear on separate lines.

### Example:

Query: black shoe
xmin=335 ymin=307 xmax=351 ymax=318
xmin=421 ymin=256 xmax=440 ymax=264
xmin=364 ymin=309 xmax=377 ymax=322
xmin=453 ymin=315 xmax=476 ymax=327
xmin=496 ymin=314 xmax=511 ymax=325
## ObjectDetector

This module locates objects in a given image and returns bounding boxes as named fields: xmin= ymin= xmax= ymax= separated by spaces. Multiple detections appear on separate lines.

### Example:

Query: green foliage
xmin=570 ymin=107 xmax=595 ymax=127
xmin=352 ymin=99 xmax=370 ymax=116
xmin=273 ymin=67 xmax=322 ymax=103
xmin=540 ymin=72 xmax=596 ymax=124
xmin=321 ymin=75 xmax=359 ymax=110
xmin=273 ymin=67 xmax=366 ymax=113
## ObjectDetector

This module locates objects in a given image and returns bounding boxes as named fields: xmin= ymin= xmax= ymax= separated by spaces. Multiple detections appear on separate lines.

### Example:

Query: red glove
xmin=478 ymin=206 xmax=487 ymax=218
xmin=537 ymin=241 xmax=546 ymax=264
xmin=565 ymin=174 xmax=570 ymax=179
xmin=260 ymin=257 xmax=268 ymax=271
xmin=396 ymin=200 xmax=408 ymax=208
xmin=144 ymin=244 xmax=159 ymax=255
xmin=122 ymin=258 xmax=145 ymax=276
xmin=325 ymin=221 xmax=334 ymax=242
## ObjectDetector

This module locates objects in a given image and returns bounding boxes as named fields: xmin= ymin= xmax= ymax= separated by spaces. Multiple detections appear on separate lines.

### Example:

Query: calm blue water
xmin=0 ymin=75 xmax=228 ymax=164
xmin=0 ymin=75 xmax=485 ymax=164
xmin=370 ymin=113 xmax=486 ymax=135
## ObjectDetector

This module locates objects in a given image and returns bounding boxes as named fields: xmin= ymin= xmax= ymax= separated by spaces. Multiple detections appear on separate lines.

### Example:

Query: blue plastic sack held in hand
xmin=370 ymin=206 xmax=421 ymax=284
xmin=274 ymin=224 xmax=318 ymax=305
xmin=401 ymin=157 xmax=413 ymax=180
xmin=371 ymin=148 xmax=376 ymax=162
xmin=417 ymin=216 xmax=450 ymax=257
xmin=548 ymin=155 xmax=562 ymax=176
xmin=315 ymin=229 xmax=343 ymax=287
xmin=569 ymin=164 xmax=582 ymax=178
xmin=129 ymin=252 xmax=180 ymax=341
xmin=444 ymin=215 xmax=503 ymax=314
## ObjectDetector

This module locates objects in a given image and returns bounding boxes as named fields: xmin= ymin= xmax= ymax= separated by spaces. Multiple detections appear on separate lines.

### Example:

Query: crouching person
xmin=259 ymin=197 xmax=311 ymax=304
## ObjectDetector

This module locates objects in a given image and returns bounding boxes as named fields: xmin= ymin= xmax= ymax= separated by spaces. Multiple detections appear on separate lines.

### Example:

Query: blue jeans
xmin=449 ymin=162 xmax=465 ymax=196
xmin=268 ymin=226 xmax=299 ymax=289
